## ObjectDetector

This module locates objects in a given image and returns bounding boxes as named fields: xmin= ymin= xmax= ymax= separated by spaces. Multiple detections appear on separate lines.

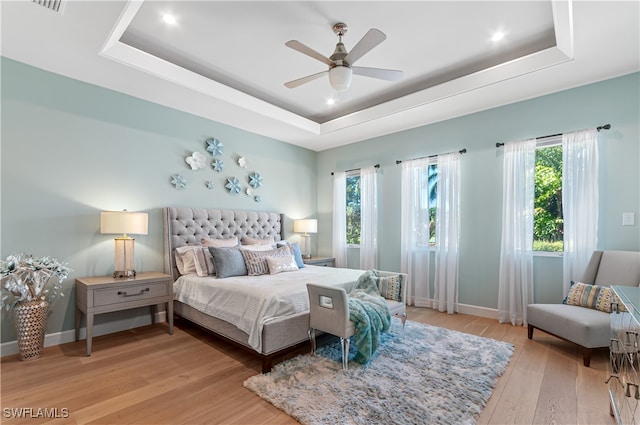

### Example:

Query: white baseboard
xmin=457 ymin=303 xmax=499 ymax=320
xmin=1 ymin=311 xmax=166 ymax=357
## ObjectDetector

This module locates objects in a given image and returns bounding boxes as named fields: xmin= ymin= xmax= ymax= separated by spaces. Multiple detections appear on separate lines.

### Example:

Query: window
xmin=534 ymin=142 xmax=563 ymax=252
xmin=345 ymin=172 xmax=361 ymax=245
xmin=418 ymin=163 xmax=438 ymax=247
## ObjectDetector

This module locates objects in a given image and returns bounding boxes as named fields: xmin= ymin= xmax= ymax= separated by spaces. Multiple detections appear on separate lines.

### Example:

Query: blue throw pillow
xmin=208 ymin=246 xmax=247 ymax=278
xmin=289 ymin=242 xmax=305 ymax=268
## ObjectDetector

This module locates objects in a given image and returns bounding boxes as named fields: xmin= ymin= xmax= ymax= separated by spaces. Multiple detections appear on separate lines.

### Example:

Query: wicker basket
xmin=14 ymin=299 xmax=49 ymax=361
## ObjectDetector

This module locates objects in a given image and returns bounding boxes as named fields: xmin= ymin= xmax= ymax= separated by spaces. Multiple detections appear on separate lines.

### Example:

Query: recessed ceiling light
xmin=326 ymin=98 xmax=335 ymax=105
xmin=162 ymin=14 xmax=177 ymax=25
xmin=491 ymin=32 xmax=505 ymax=42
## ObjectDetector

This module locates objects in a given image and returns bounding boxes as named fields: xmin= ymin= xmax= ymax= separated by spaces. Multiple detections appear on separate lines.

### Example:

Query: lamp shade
xmin=329 ymin=66 xmax=352 ymax=91
xmin=294 ymin=219 xmax=318 ymax=234
xmin=100 ymin=211 xmax=148 ymax=235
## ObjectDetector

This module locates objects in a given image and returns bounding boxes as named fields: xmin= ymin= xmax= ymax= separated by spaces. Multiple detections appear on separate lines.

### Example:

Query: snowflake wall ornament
xmin=171 ymin=174 xmax=187 ymax=189
xmin=254 ymin=195 xmax=261 ymax=203
xmin=248 ymin=172 xmax=263 ymax=188
xmin=238 ymin=156 xmax=248 ymax=168
xmin=185 ymin=152 xmax=207 ymax=170
xmin=225 ymin=177 xmax=242 ymax=194
xmin=206 ymin=181 xmax=215 ymax=189
xmin=211 ymin=158 xmax=224 ymax=172
xmin=206 ymin=138 xmax=224 ymax=156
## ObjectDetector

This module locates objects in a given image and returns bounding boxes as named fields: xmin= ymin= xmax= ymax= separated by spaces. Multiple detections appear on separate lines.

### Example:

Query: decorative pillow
xmin=208 ymin=246 xmax=247 ymax=278
xmin=562 ymin=281 xmax=625 ymax=313
xmin=266 ymin=255 xmax=299 ymax=275
xmin=241 ymin=236 xmax=276 ymax=246
xmin=241 ymin=246 xmax=291 ymax=276
xmin=240 ymin=244 xmax=275 ymax=252
xmin=201 ymin=236 xmax=239 ymax=248
xmin=375 ymin=274 xmax=403 ymax=302
xmin=276 ymin=241 xmax=305 ymax=268
xmin=175 ymin=245 xmax=211 ymax=276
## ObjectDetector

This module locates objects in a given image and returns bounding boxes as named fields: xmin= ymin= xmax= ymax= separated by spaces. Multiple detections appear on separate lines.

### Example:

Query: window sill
xmin=533 ymin=251 xmax=563 ymax=257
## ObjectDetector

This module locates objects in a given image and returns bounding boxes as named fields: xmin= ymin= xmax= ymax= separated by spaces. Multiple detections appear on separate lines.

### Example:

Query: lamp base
xmin=113 ymin=270 xmax=136 ymax=279
xmin=302 ymin=254 xmax=312 ymax=260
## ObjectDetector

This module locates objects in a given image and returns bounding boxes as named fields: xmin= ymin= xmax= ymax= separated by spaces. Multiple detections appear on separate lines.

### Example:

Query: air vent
xmin=32 ymin=0 xmax=64 ymax=13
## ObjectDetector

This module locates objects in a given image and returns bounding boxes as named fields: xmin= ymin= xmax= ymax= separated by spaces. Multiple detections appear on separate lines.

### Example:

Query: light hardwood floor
xmin=1 ymin=307 xmax=615 ymax=425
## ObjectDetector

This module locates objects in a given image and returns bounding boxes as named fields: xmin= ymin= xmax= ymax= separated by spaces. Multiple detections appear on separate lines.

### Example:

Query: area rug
xmin=244 ymin=319 xmax=514 ymax=425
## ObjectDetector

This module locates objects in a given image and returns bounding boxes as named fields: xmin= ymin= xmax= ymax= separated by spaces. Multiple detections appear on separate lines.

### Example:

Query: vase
xmin=14 ymin=299 xmax=49 ymax=361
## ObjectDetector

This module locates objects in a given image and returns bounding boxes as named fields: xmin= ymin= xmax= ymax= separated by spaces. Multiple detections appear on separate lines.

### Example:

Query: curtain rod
xmin=495 ymin=124 xmax=611 ymax=148
xmin=331 ymin=163 xmax=379 ymax=176
xmin=395 ymin=148 xmax=467 ymax=165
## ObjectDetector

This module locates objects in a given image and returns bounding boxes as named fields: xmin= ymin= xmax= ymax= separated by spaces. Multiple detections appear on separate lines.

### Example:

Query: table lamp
xmin=100 ymin=210 xmax=148 ymax=278
xmin=293 ymin=219 xmax=317 ymax=259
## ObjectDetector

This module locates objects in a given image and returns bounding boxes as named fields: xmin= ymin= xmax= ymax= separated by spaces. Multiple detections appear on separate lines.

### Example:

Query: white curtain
xmin=562 ymin=128 xmax=599 ymax=294
xmin=498 ymin=139 xmax=536 ymax=326
xmin=433 ymin=153 xmax=461 ymax=314
xmin=332 ymin=171 xmax=348 ymax=268
xmin=360 ymin=166 xmax=378 ymax=270
xmin=400 ymin=158 xmax=432 ymax=307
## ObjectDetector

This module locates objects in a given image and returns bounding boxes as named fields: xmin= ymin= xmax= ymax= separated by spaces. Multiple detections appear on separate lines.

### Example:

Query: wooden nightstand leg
xmin=167 ymin=300 xmax=174 ymax=335
xmin=85 ymin=313 xmax=94 ymax=356
xmin=75 ymin=308 xmax=82 ymax=341
xmin=150 ymin=305 xmax=156 ymax=325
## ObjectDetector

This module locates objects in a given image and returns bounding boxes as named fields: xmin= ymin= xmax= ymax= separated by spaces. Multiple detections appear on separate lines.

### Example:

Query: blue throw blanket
xmin=348 ymin=270 xmax=391 ymax=364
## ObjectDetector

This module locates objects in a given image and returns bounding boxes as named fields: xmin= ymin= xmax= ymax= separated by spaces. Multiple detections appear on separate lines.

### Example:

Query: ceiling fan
xmin=284 ymin=23 xmax=403 ymax=92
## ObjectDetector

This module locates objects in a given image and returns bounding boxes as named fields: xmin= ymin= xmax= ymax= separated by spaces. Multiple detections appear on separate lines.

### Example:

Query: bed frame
xmin=163 ymin=207 xmax=314 ymax=372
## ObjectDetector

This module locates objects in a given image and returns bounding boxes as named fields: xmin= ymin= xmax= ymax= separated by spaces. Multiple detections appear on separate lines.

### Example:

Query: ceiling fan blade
xmin=344 ymin=28 xmax=386 ymax=65
xmin=353 ymin=66 xmax=403 ymax=81
xmin=285 ymin=40 xmax=334 ymax=66
xmin=284 ymin=70 xmax=328 ymax=89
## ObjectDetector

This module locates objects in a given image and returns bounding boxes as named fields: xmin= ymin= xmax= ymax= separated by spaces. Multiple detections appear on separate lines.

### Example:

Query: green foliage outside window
xmin=346 ymin=175 xmax=361 ymax=245
xmin=534 ymin=145 xmax=563 ymax=252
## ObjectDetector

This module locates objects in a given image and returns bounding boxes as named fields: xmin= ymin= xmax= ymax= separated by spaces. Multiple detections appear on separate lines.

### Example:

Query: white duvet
xmin=173 ymin=265 xmax=366 ymax=352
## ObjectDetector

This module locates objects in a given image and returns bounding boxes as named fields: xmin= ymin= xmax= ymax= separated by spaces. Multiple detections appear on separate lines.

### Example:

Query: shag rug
xmin=244 ymin=319 xmax=514 ymax=425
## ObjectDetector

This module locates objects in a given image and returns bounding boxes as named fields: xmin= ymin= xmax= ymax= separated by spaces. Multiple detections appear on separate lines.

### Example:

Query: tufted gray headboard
xmin=163 ymin=207 xmax=284 ymax=281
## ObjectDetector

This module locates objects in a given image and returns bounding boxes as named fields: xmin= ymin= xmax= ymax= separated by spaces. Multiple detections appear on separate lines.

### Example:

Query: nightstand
xmin=303 ymin=257 xmax=335 ymax=267
xmin=75 ymin=272 xmax=173 ymax=356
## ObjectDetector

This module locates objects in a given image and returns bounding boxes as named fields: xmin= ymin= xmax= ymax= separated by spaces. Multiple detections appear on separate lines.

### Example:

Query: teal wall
xmin=1 ymin=55 xmax=638 ymax=345
xmin=317 ymin=72 xmax=640 ymax=310
xmin=0 ymin=58 xmax=317 ymax=343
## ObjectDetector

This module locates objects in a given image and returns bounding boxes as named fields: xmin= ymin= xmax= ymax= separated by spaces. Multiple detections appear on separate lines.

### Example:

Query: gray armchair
xmin=527 ymin=250 xmax=640 ymax=366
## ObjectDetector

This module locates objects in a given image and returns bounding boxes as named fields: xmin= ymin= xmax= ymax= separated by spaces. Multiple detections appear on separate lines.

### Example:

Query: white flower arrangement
xmin=1 ymin=253 xmax=72 ymax=311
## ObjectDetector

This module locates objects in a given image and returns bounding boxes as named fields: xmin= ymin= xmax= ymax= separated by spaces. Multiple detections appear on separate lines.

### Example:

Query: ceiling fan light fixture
xmin=329 ymin=66 xmax=352 ymax=91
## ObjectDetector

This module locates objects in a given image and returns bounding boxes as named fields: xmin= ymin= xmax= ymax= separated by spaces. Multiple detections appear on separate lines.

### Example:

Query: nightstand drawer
xmin=94 ymin=282 xmax=168 ymax=306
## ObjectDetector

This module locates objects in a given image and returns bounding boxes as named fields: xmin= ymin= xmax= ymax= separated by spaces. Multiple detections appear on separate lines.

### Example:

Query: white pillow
xmin=240 ymin=244 xmax=274 ymax=252
xmin=175 ymin=245 xmax=213 ymax=277
xmin=267 ymin=255 xmax=299 ymax=275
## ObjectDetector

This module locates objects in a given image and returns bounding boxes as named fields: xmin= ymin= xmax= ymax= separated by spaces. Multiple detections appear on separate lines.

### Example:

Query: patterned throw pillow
xmin=266 ymin=255 xmax=299 ymax=275
xmin=562 ymin=281 xmax=625 ymax=313
xmin=241 ymin=246 xmax=291 ymax=276
xmin=376 ymin=274 xmax=403 ymax=302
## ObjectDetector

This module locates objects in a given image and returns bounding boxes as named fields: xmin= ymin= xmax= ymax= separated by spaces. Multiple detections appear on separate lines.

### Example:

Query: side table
xmin=75 ymin=271 xmax=173 ymax=356
xmin=303 ymin=257 xmax=336 ymax=267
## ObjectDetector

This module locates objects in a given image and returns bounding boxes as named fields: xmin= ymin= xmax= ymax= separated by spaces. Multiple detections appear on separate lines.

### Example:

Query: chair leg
xmin=340 ymin=337 xmax=350 ymax=371
xmin=400 ymin=312 xmax=407 ymax=327
xmin=583 ymin=347 xmax=592 ymax=367
xmin=308 ymin=328 xmax=316 ymax=355
xmin=528 ymin=324 xmax=534 ymax=339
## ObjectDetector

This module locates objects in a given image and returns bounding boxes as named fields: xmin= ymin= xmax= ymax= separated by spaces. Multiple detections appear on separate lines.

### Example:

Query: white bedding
xmin=173 ymin=265 xmax=366 ymax=351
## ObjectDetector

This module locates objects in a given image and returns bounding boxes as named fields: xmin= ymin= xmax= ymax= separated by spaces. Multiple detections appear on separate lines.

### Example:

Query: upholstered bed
xmin=163 ymin=207 xmax=370 ymax=372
